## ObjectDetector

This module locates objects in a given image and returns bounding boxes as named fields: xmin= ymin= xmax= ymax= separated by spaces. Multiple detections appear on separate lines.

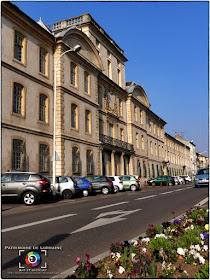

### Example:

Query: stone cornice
xmin=2 ymin=122 xmax=52 ymax=138
xmin=62 ymin=134 xmax=99 ymax=147
xmin=61 ymin=86 xmax=99 ymax=108
xmin=2 ymin=61 xmax=53 ymax=90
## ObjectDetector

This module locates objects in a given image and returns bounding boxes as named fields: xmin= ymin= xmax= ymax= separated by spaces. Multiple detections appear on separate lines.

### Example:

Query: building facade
xmin=2 ymin=2 xmax=199 ymax=182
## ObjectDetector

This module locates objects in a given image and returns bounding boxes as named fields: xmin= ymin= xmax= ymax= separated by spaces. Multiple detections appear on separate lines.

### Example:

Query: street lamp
xmin=52 ymin=45 xmax=81 ymax=192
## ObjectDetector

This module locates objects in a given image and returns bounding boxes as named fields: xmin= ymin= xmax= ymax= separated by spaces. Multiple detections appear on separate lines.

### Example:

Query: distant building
xmin=196 ymin=153 xmax=209 ymax=169
xmin=1 ymin=2 xmax=199 ymax=181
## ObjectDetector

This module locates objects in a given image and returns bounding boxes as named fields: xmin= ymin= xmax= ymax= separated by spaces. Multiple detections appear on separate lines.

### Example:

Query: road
xmin=1 ymin=184 xmax=208 ymax=279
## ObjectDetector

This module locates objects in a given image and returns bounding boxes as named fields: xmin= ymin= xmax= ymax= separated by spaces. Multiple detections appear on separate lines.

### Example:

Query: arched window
xmin=12 ymin=139 xmax=26 ymax=171
xmin=143 ymin=161 xmax=147 ymax=178
xmin=86 ymin=149 xmax=93 ymax=175
xmin=72 ymin=147 xmax=80 ymax=174
xmin=85 ymin=110 xmax=91 ymax=133
xmin=136 ymin=133 xmax=139 ymax=149
xmin=150 ymin=141 xmax=153 ymax=155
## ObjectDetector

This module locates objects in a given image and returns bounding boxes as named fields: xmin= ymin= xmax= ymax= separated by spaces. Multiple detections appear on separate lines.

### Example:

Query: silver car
xmin=48 ymin=176 xmax=79 ymax=199
xmin=1 ymin=172 xmax=51 ymax=205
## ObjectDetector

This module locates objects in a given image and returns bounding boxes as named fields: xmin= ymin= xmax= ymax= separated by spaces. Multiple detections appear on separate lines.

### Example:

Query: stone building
xmin=1 ymin=2 xmax=194 ymax=182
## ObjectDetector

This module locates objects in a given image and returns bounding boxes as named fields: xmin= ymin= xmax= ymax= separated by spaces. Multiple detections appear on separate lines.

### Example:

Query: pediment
xmin=57 ymin=28 xmax=104 ymax=71
xmin=133 ymin=86 xmax=150 ymax=107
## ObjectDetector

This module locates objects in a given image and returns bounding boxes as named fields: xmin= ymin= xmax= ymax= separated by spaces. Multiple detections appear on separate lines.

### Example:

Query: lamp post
xmin=53 ymin=45 xmax=81 ymax=191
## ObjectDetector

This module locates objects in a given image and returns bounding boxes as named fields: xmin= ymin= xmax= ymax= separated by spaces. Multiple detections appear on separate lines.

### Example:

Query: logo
xmin=25 ymin=251 xmax=40 ymax=267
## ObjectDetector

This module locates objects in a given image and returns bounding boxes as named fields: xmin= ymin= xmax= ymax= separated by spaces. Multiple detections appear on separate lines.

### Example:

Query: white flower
xmin=131 ymin=253 xmax=136 ymax=259
xmin=162 ymin=261 xmax=166 ymax=269
xmin=154 ymin=233 xmax=168 ymax=239
xmin=116 ymin=252 xmax=121 ymax=260
xmin=200 ymin=233 xmax=205 ymax=240
xmin=194 ymin=252 xmax=200 ymax=259
xmin=141 ymin=237 xmax=150 ymax=244
xmin=190 ymin=245 xmax=195 ymax=250
xmin=189 ymin=249 xmax=196 ymax=256
xmin=131 ymin=240 xmax=138 ymax=246
xmin=110 ymin=252 xmax=115 ymax=258
xmin=118 ymin=266 xmax=125 ymax=274
xmin=194 ymin=244 xmax=201 ymax=251
xmin=142 ymin=248 xmax=147 ymax=253
xmin=199 ymin=256 xmax=205 ymax=264
xmin=201 ymin=241 xmax=204 ymax=245
xmin=107 ymin=270 xmax=113 ymax=278
xmin=177 ymin=247 xmax=187 ymax=256
xmin=203 ymin=245 xmax=208 ymax=251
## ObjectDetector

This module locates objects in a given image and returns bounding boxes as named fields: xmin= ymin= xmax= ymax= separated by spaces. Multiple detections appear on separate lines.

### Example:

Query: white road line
xmin=195 ymin=197 xmax=208 ymax=207
xmin=92 ymin=201 xmax=128 ymax=210
xmin=174 ymin=189 xmax=185 ymax=192
xmin=2 ymin=213 xmax=77 ymax=233
xmin=135 ymin=195 xmax=157 ymax=200
xmin=160 ymin=191 xmax=174 ymax=195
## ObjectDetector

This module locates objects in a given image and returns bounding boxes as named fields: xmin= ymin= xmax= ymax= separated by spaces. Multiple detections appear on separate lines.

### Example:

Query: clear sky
xmin=12 ymin=1 xmax=209 ymax=155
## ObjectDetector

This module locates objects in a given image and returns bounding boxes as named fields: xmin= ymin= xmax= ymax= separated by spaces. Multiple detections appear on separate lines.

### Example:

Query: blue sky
xmin=12 ymin=1 xmax=209 ymax=155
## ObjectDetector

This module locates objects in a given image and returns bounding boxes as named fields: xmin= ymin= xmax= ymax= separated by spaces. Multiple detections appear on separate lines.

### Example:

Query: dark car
xmin=84 ymin=175 xmax=114 ymax=194
xmin=147 ymin=175 xmax=175 ymax=186
xmin=1 ymin=172 xmax=51 ymax=205
xmin=73 ymin=177 xmax=93 ymax=196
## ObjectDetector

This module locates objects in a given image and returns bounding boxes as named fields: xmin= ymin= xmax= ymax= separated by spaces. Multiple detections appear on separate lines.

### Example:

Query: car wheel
xmin=169 ymin=182 xmax=173 ymax=186
xmin=62 ymin=190 xmax=73 ymax=199
xmin=102 ymin=187 xmax=109 ymax=195
xmin=22 ymin=191 xmax=37 ymax=206
xmin=195 ymin=185 xmax=198 ymax=188
xmin=130 ymin=185 xmax=137 ymax=191
xmin=114 ymin=185 xmax=119 ymax=193
xmin=175 ymin=182 xmax=178 ymax=185
xmin=83 ymin=190 xmax=89 ymax=197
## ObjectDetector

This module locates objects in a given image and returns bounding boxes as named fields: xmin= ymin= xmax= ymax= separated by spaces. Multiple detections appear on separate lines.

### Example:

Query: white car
xmin=176 ymin=176 xmax=185 ymax=184
xmin=179 ymin=175 xmax=191 ymax=184
xmin=107 ymin=176 xmax=124 ymax=192
xmin=48 ymin=176 xmax=79 ymax=199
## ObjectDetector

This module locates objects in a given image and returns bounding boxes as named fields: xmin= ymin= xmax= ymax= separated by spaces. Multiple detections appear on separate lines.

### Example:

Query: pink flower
xmin=76 ymin=257 xmax=81 ymax=266
xmin=85 ymin=253 xmax=90 ymax=261
xmin=86 ymin=263 xmax=93 ymax=272
xmin=133 ymin=257 xmax=138 ymax=263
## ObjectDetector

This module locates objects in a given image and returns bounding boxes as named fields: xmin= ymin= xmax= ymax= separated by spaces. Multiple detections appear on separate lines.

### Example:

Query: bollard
xmin=160 ymin=181 xmax=162 ymax=187
xmin=166 ymin=181 xmax=168 ymax=187
xmin=152 ymin=181 xmax=155 ymax=188
xmin=144 ymin=181 xmax=147 ymax=189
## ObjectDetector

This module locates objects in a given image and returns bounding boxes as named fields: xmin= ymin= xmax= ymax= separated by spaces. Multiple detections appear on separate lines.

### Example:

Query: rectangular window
xmin=119 ymin=99 xmax=123 ymax=116
xmin=107 ymin=60 xmax=111 ymax=78
xmin=99 ymin=119 xmax=103 ymax=135
xmin=39 ymin=94 xmax=47 ymax=122
xmin=13 ymin=83 xmax=23 ymax=114
xmin=117 ymin=69 xmax=121 ymax=86
xmin=71 ymin=63 xmax=76 ymax=86
xmin=84 ymin=72 xmax=89 ymax=93
xmin=85 ymin=110 xmax=91 ymax=133
xmin=71 ymin=104 xmax=78 ymax=129
xmin=40 ymin=49 xmax=47 ymax=74
xmin=39 ymin=144 xmax=49 ymax=172
xmin=12 ymin=139 xmax=25 ymax=171
xmin=14 ymin=32 xmax=23 ymax=61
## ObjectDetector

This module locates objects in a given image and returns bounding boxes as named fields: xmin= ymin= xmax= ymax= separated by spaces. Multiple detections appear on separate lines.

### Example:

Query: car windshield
xmin=196 ymin=169 xmax=209 ymax=175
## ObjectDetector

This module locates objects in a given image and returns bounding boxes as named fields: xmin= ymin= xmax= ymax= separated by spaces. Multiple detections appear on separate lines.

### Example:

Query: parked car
xmin=179 ymin=175 xmax=191 ymax=184
xmin=194 ymin=168 xmax=209 ymax=188
xmin=175 ymin=176 xmax=185 ymax=184
xmin=48 ymin=176 xmax=79 ymax=199
xmin=1 ymin=172 xmax=51 ymax=205
xmin=73 ymin=177 xmax=93 ymax=196
xmin=147 ymin=176 xmax=175 ymax=186
xmin=171 ymin=176 xmax=179 ymax=185
xmin=84 ymin=176 xmax=114 ymax=194
xmin=120 ymin=175 xmax=141 ymax=191
xmin=107 ymin=176 xmax=123 ymax=192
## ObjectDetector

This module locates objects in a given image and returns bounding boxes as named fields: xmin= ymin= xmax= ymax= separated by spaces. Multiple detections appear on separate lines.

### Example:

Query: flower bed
xmin=68 ymin=207 xmax=209 ymax=279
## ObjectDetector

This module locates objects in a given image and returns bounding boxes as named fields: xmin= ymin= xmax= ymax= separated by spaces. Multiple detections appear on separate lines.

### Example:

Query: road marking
xmin=71 ymin=209 xmax=142 ymax=234
xmin=92 ymin=201 xmax=128 ymax=210
xmin=195 ymin=197 xmax=208 ymax=207
xmin=135 ymin=195 xmax=157 ymax=200
xmin=174 ymin=188 xmax=185 ymax=192
xmin=2 ymin=213 xmax=77 ymax=233
xmin=160 ymin=191 xmax=174 ymax=195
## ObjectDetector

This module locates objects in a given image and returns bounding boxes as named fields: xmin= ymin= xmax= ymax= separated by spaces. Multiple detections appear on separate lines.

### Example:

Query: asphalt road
xmin=1 ymin=183 xmax=208 ymax=279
